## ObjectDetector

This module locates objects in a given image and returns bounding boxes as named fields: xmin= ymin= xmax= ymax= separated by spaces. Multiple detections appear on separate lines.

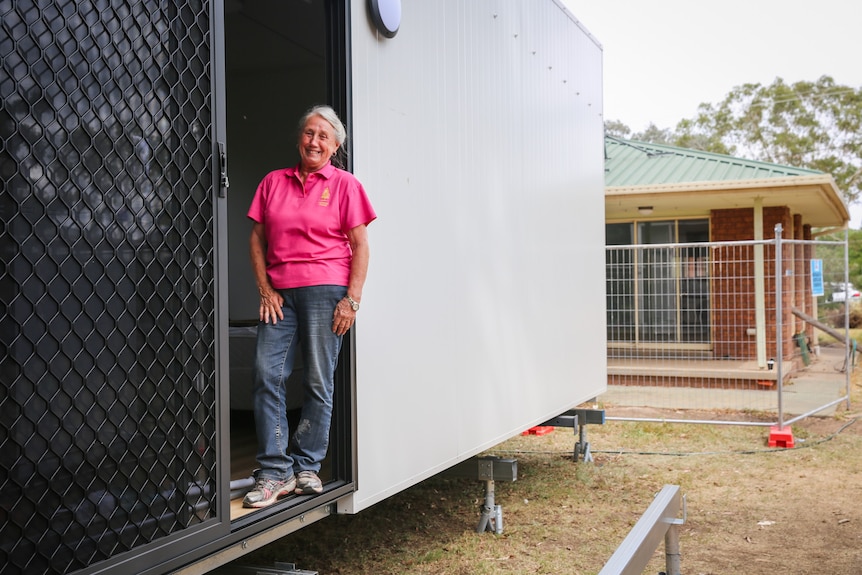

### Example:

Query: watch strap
xmin=346 ymin=295 xmax=360 ymax=311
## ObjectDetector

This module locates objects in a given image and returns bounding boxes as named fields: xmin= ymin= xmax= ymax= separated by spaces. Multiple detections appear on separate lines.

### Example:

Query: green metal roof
xmin=604 ymin=137 xmax=823 ymax=188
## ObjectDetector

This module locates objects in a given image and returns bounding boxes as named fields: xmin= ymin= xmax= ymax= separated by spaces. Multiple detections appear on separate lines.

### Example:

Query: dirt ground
xmin=590 ymin=407 xmax=862 ymax=575
xmin=236 ymin=381 xmax=862 ymax=574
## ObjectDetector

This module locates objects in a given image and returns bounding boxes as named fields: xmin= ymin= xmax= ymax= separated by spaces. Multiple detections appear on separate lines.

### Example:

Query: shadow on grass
xmin=234 ymin=474 xmax=493 ymax=574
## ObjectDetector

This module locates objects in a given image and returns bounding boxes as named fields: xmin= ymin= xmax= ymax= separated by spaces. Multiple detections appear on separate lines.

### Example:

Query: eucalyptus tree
xmin=672 ymin=76 xmax=862 ymax=205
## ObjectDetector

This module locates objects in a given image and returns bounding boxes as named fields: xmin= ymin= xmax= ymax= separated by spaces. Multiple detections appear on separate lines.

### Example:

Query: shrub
xmin=825 ymin=303 xmax=862 ymax=329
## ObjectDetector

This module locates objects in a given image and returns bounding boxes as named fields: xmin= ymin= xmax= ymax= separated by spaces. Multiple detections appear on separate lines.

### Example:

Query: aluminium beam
xmin=598 ymin=484 xmax=684 ymax=575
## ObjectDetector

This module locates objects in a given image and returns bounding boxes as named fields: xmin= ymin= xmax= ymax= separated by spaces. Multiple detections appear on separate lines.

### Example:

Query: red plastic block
xmin=768 ymin=425 xmax=795 ymax=448
xmin=522 ymin=426 xmax=555 ymax=436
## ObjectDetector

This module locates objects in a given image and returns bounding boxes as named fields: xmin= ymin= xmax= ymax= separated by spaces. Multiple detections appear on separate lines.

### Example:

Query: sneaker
xmin=242 ymin=475 xmax=296 ymax=508
xmin=295 ymin=470 xmax=323 ymax=495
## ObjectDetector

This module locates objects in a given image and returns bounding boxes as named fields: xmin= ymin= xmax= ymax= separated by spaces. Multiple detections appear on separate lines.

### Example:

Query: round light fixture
xmin=369 ymin=0 xmax=401 ymax=38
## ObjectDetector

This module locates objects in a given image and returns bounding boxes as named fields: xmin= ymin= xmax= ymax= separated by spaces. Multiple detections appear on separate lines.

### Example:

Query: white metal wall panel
xmin=345 ymin=0 xmax=605 ymax=512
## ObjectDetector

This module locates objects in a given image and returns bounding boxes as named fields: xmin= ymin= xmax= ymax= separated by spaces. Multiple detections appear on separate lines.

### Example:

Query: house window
xmin=606 ymin=219 xmax=709 ymax=346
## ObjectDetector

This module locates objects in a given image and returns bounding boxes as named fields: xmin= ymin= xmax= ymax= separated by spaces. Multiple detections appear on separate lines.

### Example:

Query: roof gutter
xmin=606 ymin=174 xmax=850 ymax=226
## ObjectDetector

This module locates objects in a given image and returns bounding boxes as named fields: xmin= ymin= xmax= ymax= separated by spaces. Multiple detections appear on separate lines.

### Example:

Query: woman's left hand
xmin=332 ymin=298 xmax=357 ymax=336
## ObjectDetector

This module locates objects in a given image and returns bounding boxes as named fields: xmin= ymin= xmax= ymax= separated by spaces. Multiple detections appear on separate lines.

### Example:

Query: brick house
xmin=604 ymin=137 xmax=849 ymax=383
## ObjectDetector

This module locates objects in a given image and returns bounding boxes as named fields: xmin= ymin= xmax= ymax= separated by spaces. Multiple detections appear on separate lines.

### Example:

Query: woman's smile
xmin=299 ymin=116 xmax=339 ymax=172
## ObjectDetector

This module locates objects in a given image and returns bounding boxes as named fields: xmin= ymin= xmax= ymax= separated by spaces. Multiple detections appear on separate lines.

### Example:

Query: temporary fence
xmin=602 ymin=226 xmax=853 ymax=427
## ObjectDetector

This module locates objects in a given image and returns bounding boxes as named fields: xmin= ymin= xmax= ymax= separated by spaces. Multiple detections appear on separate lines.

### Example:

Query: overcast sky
xmin=559 ymin=0 xmax=862 ymax=226
xmin=563 ymin=0 xmax=862 ymax=131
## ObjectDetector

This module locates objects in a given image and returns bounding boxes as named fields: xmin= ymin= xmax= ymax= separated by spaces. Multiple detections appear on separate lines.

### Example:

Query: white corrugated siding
xmin=345 ymin=0 xmax=606 ymax=512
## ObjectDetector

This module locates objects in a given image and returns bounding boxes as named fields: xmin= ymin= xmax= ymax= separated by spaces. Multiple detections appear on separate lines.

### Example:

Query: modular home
xmin=0 ymin=1 xmax=606 ymax=573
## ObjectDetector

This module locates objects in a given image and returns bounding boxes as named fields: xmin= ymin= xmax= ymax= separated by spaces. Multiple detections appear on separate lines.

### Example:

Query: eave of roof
xmin=604 ymin=138 xmax=849 ymax=228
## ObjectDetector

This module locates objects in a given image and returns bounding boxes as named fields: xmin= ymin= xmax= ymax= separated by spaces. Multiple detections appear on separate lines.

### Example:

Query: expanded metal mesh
xmin=603 ymin=237 xmax=851 ymax=424
xmin=1 ymin=1 xmax=216 ymax=573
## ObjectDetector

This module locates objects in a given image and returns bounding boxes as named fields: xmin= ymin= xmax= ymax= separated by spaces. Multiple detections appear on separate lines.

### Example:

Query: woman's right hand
xmin=258 ymin=285 xmax=284 ymax=324
xmin=250 ymin=223 xmax=284 ymax=324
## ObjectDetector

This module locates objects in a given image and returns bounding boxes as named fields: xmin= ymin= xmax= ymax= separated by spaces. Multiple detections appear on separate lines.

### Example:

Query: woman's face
xmin=298 ymin=115 xmax=339 ymax=172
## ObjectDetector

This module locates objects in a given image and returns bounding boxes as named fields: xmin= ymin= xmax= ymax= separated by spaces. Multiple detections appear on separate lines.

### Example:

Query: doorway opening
xmin=223 ymin=0 xmax=353 ymax=522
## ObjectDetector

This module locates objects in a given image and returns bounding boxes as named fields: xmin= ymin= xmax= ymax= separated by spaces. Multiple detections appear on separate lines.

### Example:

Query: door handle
xmin=218 ymin=141 xmax=230 ymax=198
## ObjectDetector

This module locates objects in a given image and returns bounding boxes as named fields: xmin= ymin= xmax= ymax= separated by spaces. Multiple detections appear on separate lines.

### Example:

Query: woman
xmin=243 ymin=105 xmax=376 ymax=508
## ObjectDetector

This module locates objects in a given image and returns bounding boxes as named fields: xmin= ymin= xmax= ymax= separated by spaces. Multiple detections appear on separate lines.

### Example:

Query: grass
xmin=817 ymin=326 xmax=862 ymax=346
xmin=233 ymin=370 xmax=862 ymax=575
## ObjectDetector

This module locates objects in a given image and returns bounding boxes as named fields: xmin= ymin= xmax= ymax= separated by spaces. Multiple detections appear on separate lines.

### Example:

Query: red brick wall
xmin=710 ymin=207 xmax=794 ymax=361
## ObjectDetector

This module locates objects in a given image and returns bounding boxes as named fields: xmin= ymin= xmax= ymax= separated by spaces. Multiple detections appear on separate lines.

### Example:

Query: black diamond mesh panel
xmin=0 ymin=1 xmax=217 ymax=573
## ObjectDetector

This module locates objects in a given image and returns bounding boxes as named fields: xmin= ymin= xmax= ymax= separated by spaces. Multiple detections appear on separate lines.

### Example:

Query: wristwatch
xmin=346 ymin=295 xmax=360 ymax=311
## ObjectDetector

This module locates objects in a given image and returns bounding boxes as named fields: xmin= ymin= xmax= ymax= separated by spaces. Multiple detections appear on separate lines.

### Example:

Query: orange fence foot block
xmin=522 ymin=426 xmax=555 ymax=436
xmin=768 ymin=425 xmax=795 ymax=448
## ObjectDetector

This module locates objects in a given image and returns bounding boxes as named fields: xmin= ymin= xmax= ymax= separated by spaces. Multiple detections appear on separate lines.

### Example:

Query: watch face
xmin=351 ymin=302 xmax=360 ymax=311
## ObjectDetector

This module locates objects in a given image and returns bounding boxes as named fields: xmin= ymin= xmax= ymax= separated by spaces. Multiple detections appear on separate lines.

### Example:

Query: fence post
xmin=775 ymin=224 xmax=784 ymax=428
xmin=844 ymin=227 xmax=852 ymax=410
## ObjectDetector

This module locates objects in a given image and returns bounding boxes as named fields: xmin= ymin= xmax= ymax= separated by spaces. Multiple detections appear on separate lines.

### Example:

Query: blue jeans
xmin=252 ymin=285 xmax=346 ymax=481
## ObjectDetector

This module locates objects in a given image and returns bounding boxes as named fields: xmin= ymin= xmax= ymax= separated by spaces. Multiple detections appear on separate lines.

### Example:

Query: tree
xmin=603 ymin=119 xmax=631 ymax=139
xmin=815 ymin=228 xmax=862 ymax=299
xmin=672 ymin=76 xmax=862 ymax=204
xmin=604 ymin=120 xmax=674 ymax=145
xmin=633 ymin=123 xmax=673 ymax=145
xmin=605 ymin=76 xmax=862 ymax=205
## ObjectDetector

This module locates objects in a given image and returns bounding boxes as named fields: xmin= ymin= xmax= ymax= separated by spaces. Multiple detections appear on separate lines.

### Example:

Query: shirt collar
xmin=287 ymin=162 xmax=336 ymax=180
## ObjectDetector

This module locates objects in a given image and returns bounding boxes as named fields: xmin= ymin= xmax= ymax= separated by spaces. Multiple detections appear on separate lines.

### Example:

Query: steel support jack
xmin=444 ymin=456 xmax=517 ymax=534
xmin=540 ymin=408 xmax=605 ymax=462
xmin=476 ymin=477 xmax=503 ymax=534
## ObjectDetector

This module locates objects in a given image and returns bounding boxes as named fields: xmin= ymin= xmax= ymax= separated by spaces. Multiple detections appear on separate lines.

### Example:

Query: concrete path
xmin=600 ymin=345 xmax=852 ymax=419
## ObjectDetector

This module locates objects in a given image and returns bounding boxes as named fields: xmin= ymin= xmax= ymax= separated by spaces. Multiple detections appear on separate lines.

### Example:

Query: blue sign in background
xmin=811 ymin=259 xmax=824 ymax=297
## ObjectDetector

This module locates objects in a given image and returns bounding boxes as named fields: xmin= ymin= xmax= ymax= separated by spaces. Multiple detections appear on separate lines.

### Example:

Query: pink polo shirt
xmin=247 ymin=163 xmax=377 ymax=289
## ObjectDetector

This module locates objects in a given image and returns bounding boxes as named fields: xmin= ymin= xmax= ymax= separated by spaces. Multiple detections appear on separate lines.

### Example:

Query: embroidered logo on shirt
xmin=318 ymin=188 xmax=331 ymax=207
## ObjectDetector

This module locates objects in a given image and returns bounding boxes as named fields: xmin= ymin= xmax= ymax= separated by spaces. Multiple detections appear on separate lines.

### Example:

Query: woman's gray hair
xmin=298 ymin=105 xmax=348 ymax=167
xmin=299 ymin=105 xmax=347 ymax=146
